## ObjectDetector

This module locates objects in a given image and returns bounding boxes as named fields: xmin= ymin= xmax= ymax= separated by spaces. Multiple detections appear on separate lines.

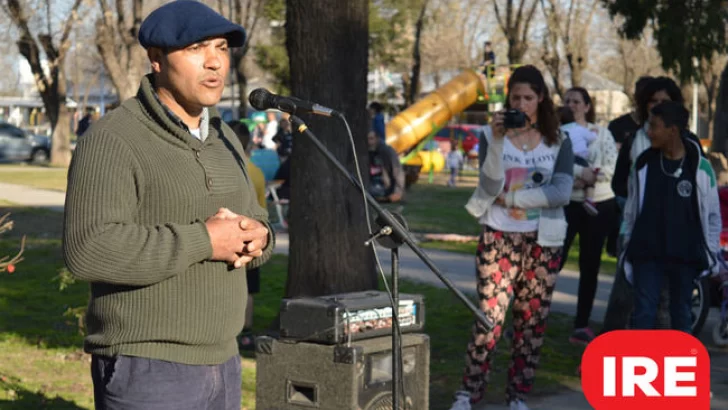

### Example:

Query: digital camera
xmin=503 ymin=109 xmax=527 ymax=129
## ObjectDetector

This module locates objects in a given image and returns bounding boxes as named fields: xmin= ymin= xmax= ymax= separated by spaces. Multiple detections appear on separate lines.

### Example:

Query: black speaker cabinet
xmin=255 ymin=333 xmax=430 ymax=410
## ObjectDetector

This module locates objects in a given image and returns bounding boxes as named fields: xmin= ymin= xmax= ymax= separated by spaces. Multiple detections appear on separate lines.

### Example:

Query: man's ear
xmin=147 ymin=48 xmax=164 ymax=73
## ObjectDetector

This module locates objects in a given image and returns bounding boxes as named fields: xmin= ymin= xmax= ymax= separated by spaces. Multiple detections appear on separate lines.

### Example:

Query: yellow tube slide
xmin=385 ymin=68 xmax=485 ymax=154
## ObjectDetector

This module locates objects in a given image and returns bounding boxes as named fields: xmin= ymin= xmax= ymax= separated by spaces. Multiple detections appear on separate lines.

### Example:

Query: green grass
xmin=0 ymin=207 xmax=584 ymax=409
xmin=0 ymin=167 xmax=68 ymax=192
xmin=385 ymin=184 xmax=481 ymax=236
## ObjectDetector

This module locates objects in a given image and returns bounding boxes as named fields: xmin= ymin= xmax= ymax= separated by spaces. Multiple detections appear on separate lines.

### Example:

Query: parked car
xmin=433 ymin=124 xmax=480 ymax=154
xmin=0 ymin=123 xmax=51 ymax=164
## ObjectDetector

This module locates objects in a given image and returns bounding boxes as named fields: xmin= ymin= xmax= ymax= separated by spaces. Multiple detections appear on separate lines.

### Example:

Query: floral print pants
xmin=461 ymin=226 xmax=562 ymax=404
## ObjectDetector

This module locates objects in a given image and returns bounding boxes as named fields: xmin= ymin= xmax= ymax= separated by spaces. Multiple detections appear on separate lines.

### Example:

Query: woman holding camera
xmin=450 ymin=65 xmax=574 ymax=410
xmin=559 ymin=87 xmax=619 ymax=345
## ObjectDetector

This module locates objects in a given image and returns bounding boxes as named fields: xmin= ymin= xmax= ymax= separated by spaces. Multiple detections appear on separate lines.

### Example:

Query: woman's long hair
xmin=636 ymin=76 xmax=683 ymax=126
xmin=566 ymin=87 xmax=596 ymax=124
xmin=505 ymin=65 xmax=560 ymax=145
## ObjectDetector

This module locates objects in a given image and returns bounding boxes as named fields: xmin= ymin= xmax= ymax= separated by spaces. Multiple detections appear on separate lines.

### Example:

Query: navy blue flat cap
xmin=139 ymin=0 xmax=246 ymax=49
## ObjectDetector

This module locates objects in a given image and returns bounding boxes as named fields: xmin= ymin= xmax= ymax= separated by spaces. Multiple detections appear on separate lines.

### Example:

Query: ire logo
xmin=581 ymin=330 xmax=711 ymax=409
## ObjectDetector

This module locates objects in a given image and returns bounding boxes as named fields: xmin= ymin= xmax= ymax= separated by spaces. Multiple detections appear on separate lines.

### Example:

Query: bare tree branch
xmin=492 ymin=0 xmax=539 ymax=63
xmin=45 ymin=0 xmax=51 ymax=38
xmin=115 ymin=0 xmax=126 ymax=37
xmin=59 ymin=0 xmax=83 ymax=56
xmin=520 ymin=0 xmax=539 ymax=47
xmin=95 ymin=0 xmax=146 ymax=101
xmin=564 ymin=0 xmax=574 ymax=44
xmin=541 ymin=0 xmax=600 ymax=89
xmin=506 ymin=0 xmax=513 ymax=31
xmin=8 ymin=0 xmax=49 ymax=92
xmin=515 ymin=0 xmax=527 ymax=28
xmin=492 ymin=1 xmax=507 ymax=33
xmin=466 ymin=1 xmax=489 ymax=64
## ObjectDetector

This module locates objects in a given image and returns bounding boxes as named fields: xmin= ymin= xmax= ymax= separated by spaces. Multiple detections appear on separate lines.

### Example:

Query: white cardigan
xmin=570 ymin=123 xmax=618 ymax=203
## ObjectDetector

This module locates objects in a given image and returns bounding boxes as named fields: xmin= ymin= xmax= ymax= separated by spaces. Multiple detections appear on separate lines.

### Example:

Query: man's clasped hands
xmin=205 ymin=207 xmax=269 ymax=269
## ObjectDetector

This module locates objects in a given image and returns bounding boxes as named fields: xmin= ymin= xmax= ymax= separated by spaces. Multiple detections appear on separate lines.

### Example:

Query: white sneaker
xmin=449 ymin=391 xmax=472 ymax=410
xmin=509 ymin=399 xmax=530 ymax=410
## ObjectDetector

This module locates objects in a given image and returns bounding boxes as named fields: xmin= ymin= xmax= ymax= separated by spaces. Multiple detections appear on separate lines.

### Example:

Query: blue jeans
xmin=91 ymin=354 xmax=241 ymax=410
xmin=632 ymin=261 xmax=698 ymax=333
xmin=448 ymin=167 xmax=458 ymax=185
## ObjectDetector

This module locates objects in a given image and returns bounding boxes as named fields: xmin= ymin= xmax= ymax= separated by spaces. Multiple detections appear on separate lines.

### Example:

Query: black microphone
xmin=248 ymin=88 xmax=339 ymax=117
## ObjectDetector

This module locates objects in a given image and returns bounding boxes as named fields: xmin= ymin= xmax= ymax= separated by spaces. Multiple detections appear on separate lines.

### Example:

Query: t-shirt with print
xmin=484 ymin=138 xmax=558 ymax=233
xmin=627 ymin=152 xmax=707 ymax=269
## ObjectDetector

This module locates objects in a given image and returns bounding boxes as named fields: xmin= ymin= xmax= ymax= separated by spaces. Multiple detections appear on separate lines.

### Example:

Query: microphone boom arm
xmin=287 ymin=114 xmax=494 ymax=331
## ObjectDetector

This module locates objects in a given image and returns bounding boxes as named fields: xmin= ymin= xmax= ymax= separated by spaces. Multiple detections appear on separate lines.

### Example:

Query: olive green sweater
xmin=62 ymin=76 xmax=274 ymax=365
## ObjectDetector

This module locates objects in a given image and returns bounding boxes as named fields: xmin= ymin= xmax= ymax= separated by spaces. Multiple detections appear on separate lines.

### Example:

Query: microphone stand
xmin=288 ymin=115 xmax=494 ymax=409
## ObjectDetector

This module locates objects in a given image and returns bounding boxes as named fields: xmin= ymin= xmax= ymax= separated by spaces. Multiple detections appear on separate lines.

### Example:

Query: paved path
xmin=4 ymin=183 xmax=728 ymax=409
xmin=0 ymin=182 xmax=65 ymax=211
xmin=272 ymin=232 xmax=615 ymax=321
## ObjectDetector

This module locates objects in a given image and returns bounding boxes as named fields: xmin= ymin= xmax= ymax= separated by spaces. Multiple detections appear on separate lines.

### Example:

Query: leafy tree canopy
xmin=604 ymin=0 xmax=728 ymax=82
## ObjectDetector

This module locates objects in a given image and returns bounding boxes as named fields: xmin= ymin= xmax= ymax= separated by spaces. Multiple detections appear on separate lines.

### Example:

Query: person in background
xmin=446 ymin=139 xmax=464 ymax=187
xmin=261 ymin=111 xmax=278 ymax=150
xmin=559 ymin=106 xmax=598 ymax=215
xmin=622 ymin=101 xmax=721 ymax=333
xmin=480 ymin=41 xmax=495 ymax=71
xmin=250 ymin=111 xmax=267 ymax=148
xmin=62 ymin=2 xmax=274 ymax=408
xmin=559 ymin=87 xmax=618 ymax=346
xmin=450 ymin=65 xmax=574 ymax=410
xmin=604 ymin=76 xmax=652 ymax=256
xmin=273 ymin=118 xmax=293 ymax=161
xmin=76 ymin=107 xmax=96 ymax=137
xmin=608 ymin=76 xmax=653 ymax=149
xmin=227 ymin=120 xmax=267 ymax=351
xmin=368 ymin=130 xmax=404 ymax=202
xmin=613 ymin=76 xmax=704 ymax=199
xmin=603 ymin=77 xmax=707 ymax=338
xmin=369 ymin=102 xmax=386 ymax=142
xmin=250 ymin=144 xmax=281 ymax=182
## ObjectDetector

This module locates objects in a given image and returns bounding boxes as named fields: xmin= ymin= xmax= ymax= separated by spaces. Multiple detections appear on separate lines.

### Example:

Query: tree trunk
xmin=234 ymin=50 xmax=248 ymax=118
xmin=284 ymin=0 xmax=376 ymax=298
xmin=507 ymin=36 xmax=527 ymax=64
xmin=50 ymin=68 xmax=72 ymax=167
xmin=51 ymin=104 xmax=73 ymax=167
xmin=711 ymin=61 xmax=728 ymax=155
xmin=407 ymin=0 xmax=428 ymax=106
xmin=568 ymin=54 xmax=584 ymax=89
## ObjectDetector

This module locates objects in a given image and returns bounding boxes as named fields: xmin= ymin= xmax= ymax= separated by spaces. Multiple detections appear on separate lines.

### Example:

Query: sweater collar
xmin=136 ymin=74 xmax=218 ymax=146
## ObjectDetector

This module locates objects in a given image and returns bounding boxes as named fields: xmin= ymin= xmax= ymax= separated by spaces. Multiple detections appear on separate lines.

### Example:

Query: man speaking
xmin=62 ymin=1 xmax=273 ymax=409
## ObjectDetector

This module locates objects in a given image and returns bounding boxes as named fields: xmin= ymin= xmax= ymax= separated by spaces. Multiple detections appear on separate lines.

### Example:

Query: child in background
xmin=560 ymin=106 xmax=599 ymax=215
xmin=446 ymin=139 xmax=465 ymax=187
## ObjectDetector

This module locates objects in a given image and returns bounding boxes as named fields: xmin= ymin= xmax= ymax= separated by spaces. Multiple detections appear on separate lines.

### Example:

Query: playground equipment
xmin=385 ymin=68 xmax=486 ymax=155
xmin=384 ymin=66 xmax=517 ymax=184
xmin=384 ymin=65 xmax=515 ymax=154
xmin=384 ymin=69 xmax=484 ymax=183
